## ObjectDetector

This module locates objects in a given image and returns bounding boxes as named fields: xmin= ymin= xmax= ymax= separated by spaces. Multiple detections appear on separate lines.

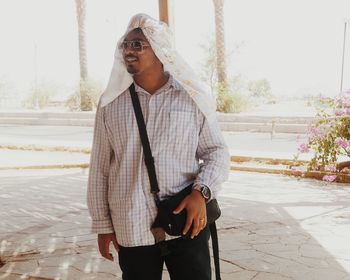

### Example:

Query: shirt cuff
xmin=91 ymin=219 xmax=114 ymax=234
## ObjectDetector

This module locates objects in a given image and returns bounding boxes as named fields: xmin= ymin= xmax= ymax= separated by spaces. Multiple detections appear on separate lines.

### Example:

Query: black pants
xmin=118 ymin=227 xmax=211 ymax=280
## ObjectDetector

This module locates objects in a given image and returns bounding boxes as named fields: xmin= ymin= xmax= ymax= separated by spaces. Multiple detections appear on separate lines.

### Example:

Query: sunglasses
xmin=120 ymin=40 xmax=150 ymax=52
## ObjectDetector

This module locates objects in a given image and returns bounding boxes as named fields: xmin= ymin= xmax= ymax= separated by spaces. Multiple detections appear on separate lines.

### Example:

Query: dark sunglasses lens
xmin=131 ymin=41 xmax=142 ymax=51
xmin=121 ymin=42 xmax=128 ymax=50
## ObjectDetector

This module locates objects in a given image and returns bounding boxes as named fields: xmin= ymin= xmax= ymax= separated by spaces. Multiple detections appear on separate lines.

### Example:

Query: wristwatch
xmin=193 ymin=184 xmax=211 ymax=201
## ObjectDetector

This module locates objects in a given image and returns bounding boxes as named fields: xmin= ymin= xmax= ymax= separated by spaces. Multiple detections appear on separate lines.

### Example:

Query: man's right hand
xmin=97 ymin=233 xmax=120 ymax=261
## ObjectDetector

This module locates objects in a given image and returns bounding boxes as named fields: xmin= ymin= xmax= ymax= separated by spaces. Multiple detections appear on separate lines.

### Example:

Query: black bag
xmin=129 ymin=83 xmax=222 ymax=280
xmin=152 ymin=183 xmax=221 ymax=236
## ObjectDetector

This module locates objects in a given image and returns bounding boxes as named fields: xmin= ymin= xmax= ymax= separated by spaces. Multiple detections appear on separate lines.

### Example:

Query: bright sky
xmin=0 ymin=0 xmax=349 ymax=100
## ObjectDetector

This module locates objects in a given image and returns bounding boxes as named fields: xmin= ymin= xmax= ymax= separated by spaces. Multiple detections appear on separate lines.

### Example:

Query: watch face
xmin=201 ymin=187 xmax=210 ymax=199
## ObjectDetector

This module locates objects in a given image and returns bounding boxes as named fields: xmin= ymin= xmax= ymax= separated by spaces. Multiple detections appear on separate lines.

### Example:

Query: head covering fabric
xmin=100 ymin=13 xmax=216 ymax=122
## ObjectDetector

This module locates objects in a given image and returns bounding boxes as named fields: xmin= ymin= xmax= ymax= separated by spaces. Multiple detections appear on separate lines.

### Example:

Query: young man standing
xmin=87 ymin=14 xmax=230 ymax=280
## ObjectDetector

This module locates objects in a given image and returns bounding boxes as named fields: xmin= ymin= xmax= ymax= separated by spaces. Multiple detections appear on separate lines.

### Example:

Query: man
xmin=87 ymin=13 xmax=230 ymax=280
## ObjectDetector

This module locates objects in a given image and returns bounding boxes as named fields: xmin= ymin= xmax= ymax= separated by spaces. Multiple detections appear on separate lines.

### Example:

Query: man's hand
xmin=98 ymin=233 xmax=120 ymax=261
xmin=173 ymin=190 xmax=207 ymax=239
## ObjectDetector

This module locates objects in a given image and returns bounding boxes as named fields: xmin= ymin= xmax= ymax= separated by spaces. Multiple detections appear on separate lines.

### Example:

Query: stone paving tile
xmin=218 ymin=259 xmax=242 ymax=274
xmin=0 ymin=260 xmax=38 ymax=276
xmin=252 ymin=272 xmax=292 ymax=280
xmin=221 ymin=270 xmax=258 ymax=280
xmin=1 ymin=170 xmax=350 ymax=279
xmin=0 ymin=272 xmax=28 ymax=279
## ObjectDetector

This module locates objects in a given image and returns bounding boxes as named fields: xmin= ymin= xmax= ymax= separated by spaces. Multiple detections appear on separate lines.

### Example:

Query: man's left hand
xmin=173 ymin=190 xmax=206 ymax=239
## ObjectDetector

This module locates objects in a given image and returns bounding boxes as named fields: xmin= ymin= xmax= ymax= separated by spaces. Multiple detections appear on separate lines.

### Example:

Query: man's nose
xmin=123 ymin=47 xmax=137 ymax=56
xmin=124 ymin=47 xmax=133 ymax=53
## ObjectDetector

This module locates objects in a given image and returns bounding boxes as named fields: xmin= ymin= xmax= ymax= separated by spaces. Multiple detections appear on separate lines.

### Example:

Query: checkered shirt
xmin=87 ymin=75 xmax=230 ymax=247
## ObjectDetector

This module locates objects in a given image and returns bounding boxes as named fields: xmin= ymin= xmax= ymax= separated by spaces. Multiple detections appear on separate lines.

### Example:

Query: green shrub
xmin=23 ymin=84 xmax=56 ymax=109
xmin=216 ymin=84 xmax=248 ymax=113
xmin=66 ymin=80 xmax=103 ymax=111
xmin=247 ymin=79 xmax=272 ymax=98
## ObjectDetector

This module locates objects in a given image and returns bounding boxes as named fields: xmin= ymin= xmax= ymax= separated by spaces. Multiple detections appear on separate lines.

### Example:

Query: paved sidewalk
xmin=1 ymin=169 xmax=350 ymax=280
xmin=0 ymin=125 xmax=92 ymax=150
xmin=0 ymin=124 xmax=312 ymax=162
xmin=0 ymin=150 xmax=90 ymax=169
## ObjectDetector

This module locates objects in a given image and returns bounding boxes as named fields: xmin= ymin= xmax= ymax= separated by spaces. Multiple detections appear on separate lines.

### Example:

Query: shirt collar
xmin=134 ymin=72 xmax=178 ymax=96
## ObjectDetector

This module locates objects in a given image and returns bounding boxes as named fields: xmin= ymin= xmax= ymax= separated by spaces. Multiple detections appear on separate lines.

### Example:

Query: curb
xmin=0 ymin=144 xmax=91 ymax=154
xmin=231 ymin=155 xmax=309 ymax=166
xmin=0 ymin=163 xmax=89 ymax=170
xmin=230 ymin=165 xmax=350 ymax=184
xmin=2 ymin=145 xmax=349 ymax=183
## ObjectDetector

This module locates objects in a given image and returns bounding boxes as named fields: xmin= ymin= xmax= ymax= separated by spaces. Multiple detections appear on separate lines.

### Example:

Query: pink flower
xmin=335 ymin=137 xmax=350 ymax=149
xmin=322 ymin=175 xmax=337 ymax=182
xmin=325 ymin=165 xmax=337 ymax=172
xmin=335 ymin=109 xmax=346 ymax=116
xmin=307 ymin=123 xmax=318 ymax=135
xmin=346 ymin=108 xmax=350 ymax=115
xmin=328 ymin=120 xmax=335 ymax=126
xmin=318 ymin=131 xmax=326 ymax=139
xmin=298 ymin=143 xmax=309 ymax=153
xmin=344 ymin=100 xmax=350 ymax=107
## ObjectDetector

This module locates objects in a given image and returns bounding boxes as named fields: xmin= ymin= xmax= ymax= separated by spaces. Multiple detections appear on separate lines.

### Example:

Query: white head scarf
xmin=100 ymin=13 xmax=216 ymax=122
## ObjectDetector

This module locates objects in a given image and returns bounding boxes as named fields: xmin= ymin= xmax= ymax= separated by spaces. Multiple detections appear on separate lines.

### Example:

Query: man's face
xmin=121 ymin=29 xmax=161 ymax=75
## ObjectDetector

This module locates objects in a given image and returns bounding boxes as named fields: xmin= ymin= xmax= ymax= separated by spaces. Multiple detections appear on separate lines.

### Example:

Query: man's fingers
xmin=202 ymin=217 xmax=207 ymax=229
xmin=98 ymin=235 xmax=114 ymax=261
xmin=99 ymin=242 xmax=112 ymax=260
xmin=182 ymin=214 xmax=194 ymax=235
xmin=173 ymin=199 xmax=186 ymax=214
xmin=105 ymin=253 xmax=114 ymax=261
xmin=191 ymin=218 xmax=201 ymax=239
xmin=101 ymin=245 xmax=114 ymax=261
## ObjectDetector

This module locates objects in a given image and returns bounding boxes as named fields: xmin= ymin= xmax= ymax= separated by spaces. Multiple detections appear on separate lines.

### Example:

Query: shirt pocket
xmin=166 ymin=110 xmax=199 ymax=160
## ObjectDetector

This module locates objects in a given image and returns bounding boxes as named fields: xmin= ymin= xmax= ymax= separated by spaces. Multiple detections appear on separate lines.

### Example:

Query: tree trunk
xmin=75 ymin=0 xmax=89 ymax=110
xmin=212 ymin=0 xmax=227 ymax=89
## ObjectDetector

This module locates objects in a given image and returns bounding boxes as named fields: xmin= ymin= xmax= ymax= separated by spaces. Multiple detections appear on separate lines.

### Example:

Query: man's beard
xmin=126 ymin=65 xmax=138 ymax=74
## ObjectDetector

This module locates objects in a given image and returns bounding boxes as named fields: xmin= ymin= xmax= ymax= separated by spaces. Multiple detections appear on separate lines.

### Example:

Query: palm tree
xmin=212 ymin=0 xmax=228 ymax=89
xmin=74 ymin=0 xmax=89 ymax=110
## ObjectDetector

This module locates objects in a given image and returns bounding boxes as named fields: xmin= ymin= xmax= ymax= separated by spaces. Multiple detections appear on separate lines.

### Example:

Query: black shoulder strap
xmin=210 ymin=222 xmax=221 ymax=280
xmin=129 ymin=83 xmax=160 ymax=195
xmin=129 ymin=84 xmax=221 ymax=280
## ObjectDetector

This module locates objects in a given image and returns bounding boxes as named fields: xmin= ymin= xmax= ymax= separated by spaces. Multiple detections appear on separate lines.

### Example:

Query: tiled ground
xmin=1 ymin=169 xmax=350 ymax=280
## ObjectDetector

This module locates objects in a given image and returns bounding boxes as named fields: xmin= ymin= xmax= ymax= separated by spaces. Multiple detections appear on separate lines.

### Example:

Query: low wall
xmin=0 ymin=112 xmax=311 ymax=133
